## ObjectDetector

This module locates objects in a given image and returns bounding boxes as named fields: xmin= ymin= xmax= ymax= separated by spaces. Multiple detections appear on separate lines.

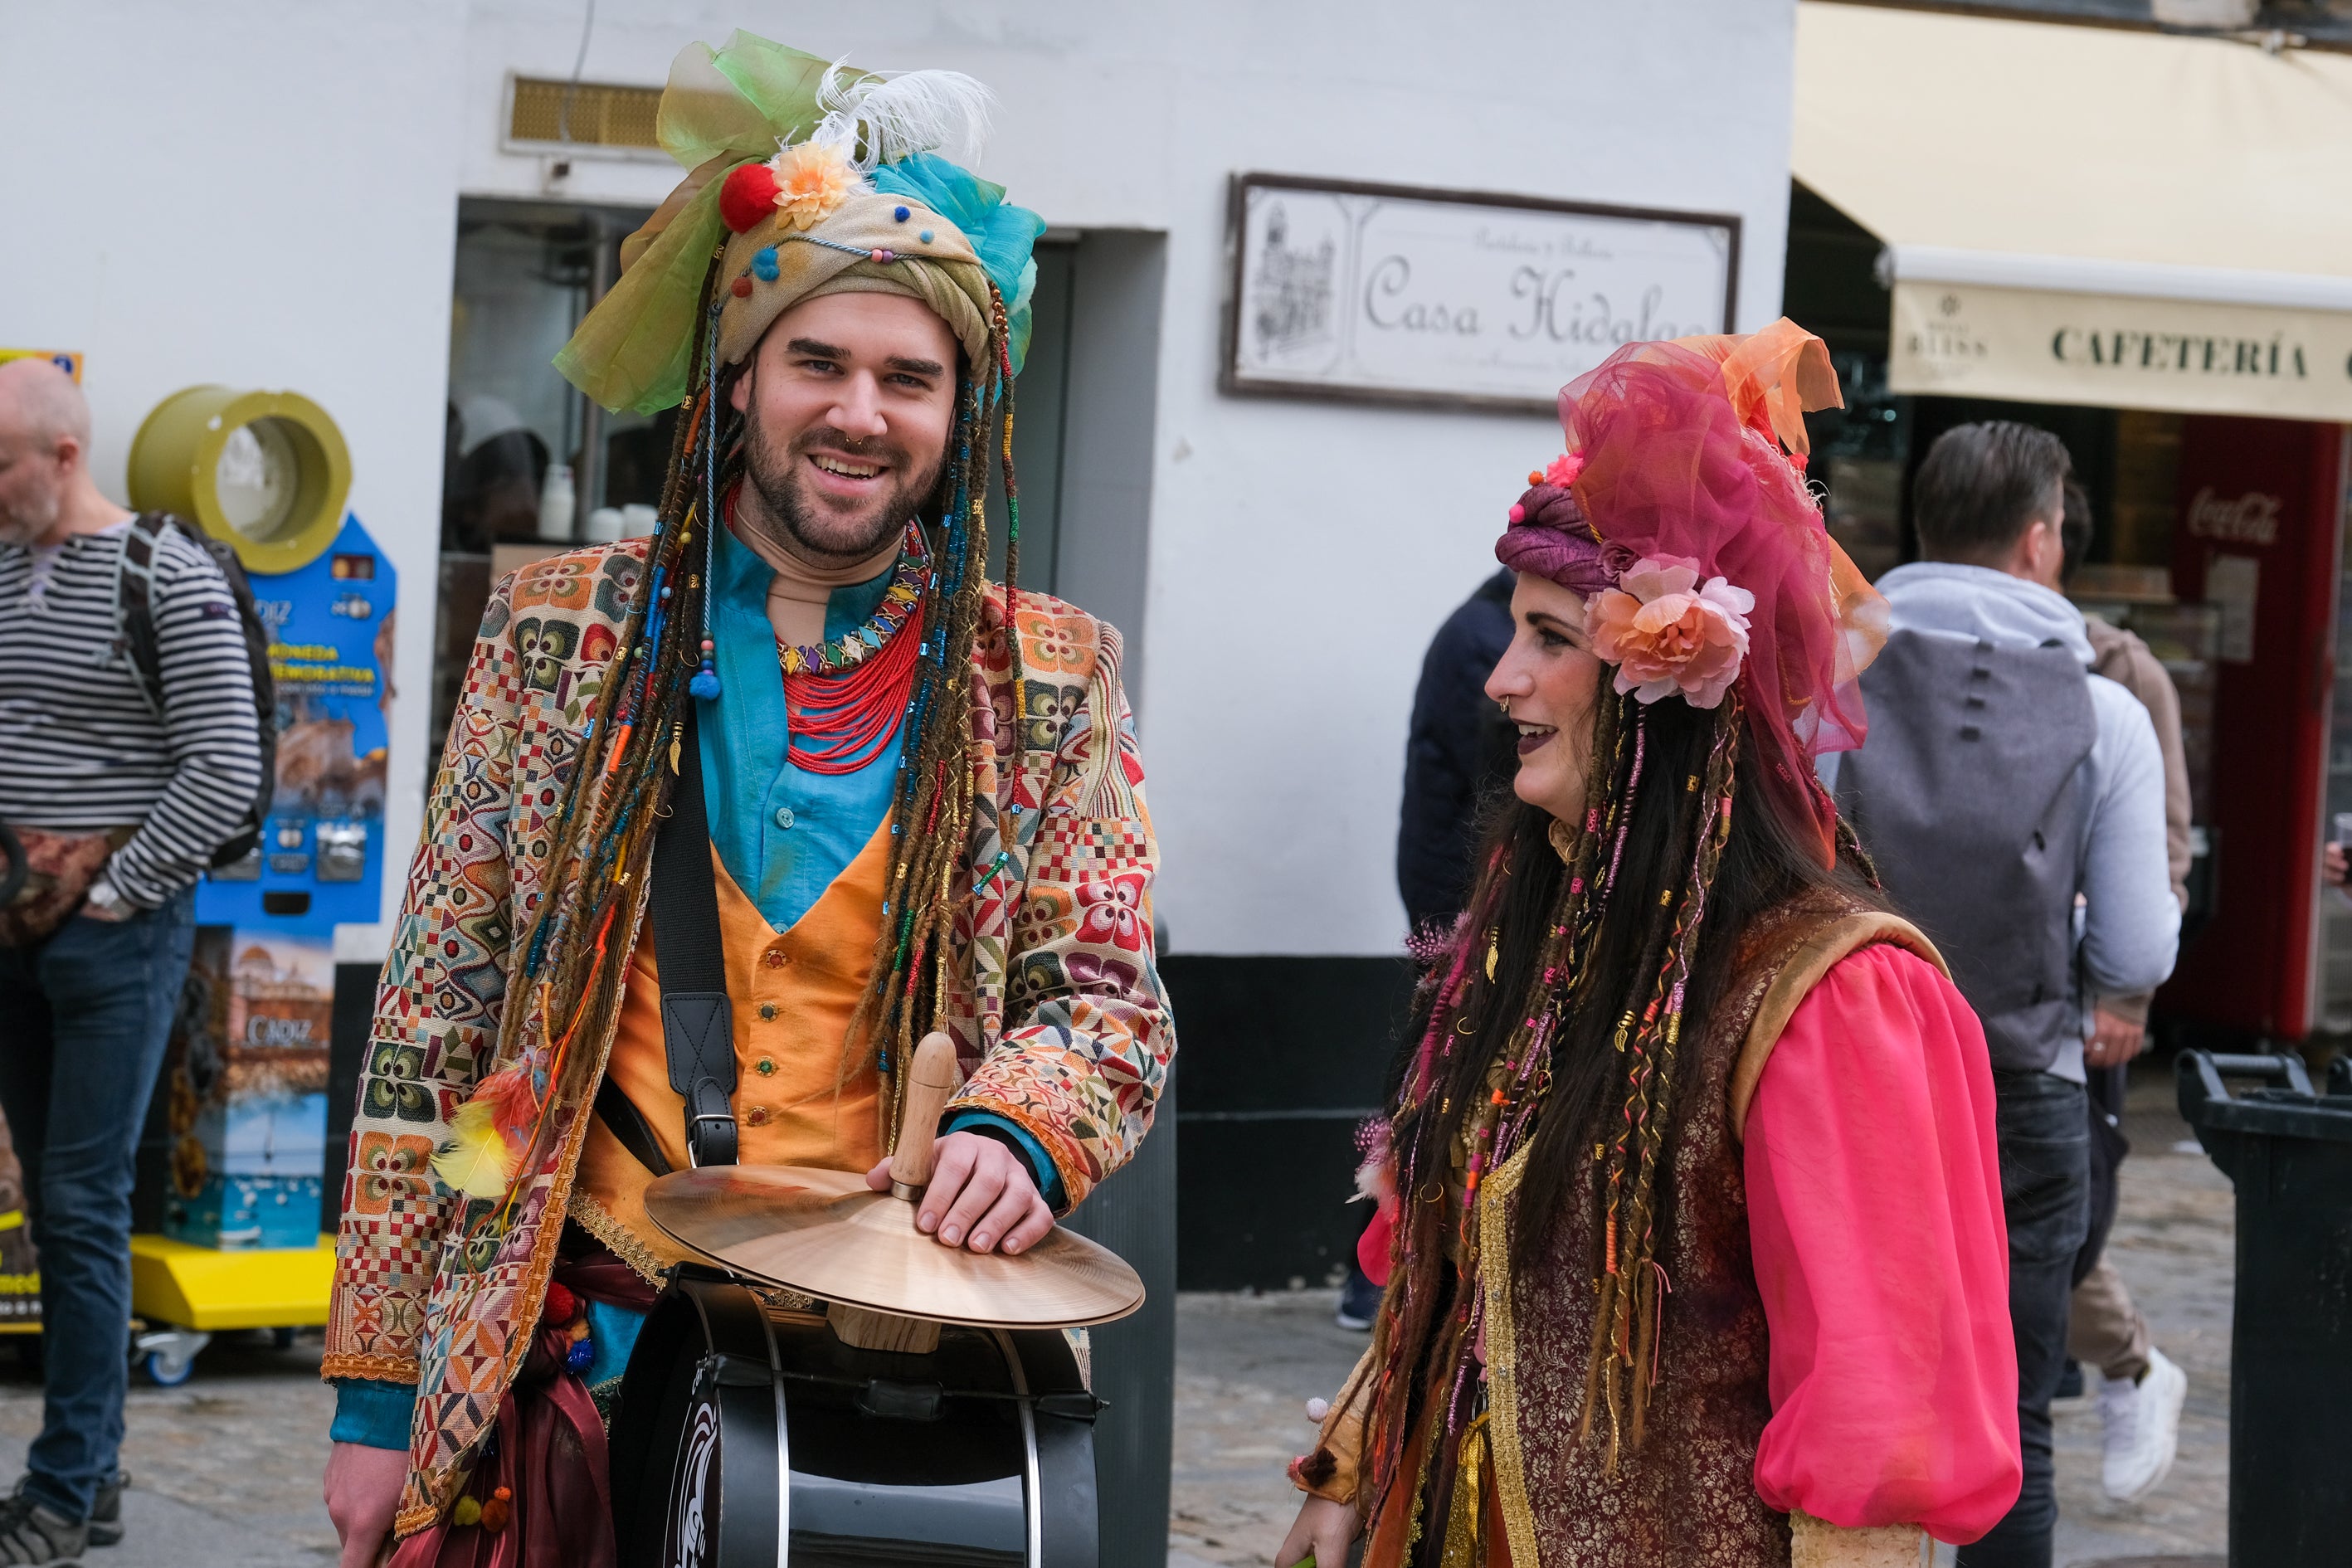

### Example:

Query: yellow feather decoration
xmin=431 ymin=1098 xmax=522 ymax=1200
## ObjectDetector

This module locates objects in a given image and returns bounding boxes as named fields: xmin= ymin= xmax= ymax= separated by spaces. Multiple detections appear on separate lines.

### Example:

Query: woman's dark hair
xmin=1364 ymin=683 xmax=1881 ymax=1503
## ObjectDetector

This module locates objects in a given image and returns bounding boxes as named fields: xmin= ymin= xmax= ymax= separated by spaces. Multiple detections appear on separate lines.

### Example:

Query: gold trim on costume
xmin=1725 ymin=913 xmax=1947 ymax=1144
xmin=1789 ymin=1510 xmax=1933 ymax=1567
xmin=1477 ymin=1138 xmax=1542 ymax=1568
xmin=566 ymin=1186 xmax=675 ymax=1286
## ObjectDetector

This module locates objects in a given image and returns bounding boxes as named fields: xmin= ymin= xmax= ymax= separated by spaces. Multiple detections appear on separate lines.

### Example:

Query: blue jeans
xmin=1958 ymin=1069 xmax=2091 ymax=1568
xmin=0 ymin=891 xmax=194 ymax=1521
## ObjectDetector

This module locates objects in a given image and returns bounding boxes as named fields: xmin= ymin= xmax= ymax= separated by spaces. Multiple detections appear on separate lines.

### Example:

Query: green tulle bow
xmin=554 ymin=32 xmax=846 ymax=415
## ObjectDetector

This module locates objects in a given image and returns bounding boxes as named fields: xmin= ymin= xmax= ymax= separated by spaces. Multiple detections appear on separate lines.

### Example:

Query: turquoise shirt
xmin=700 ymin=521 xmax=907 ymax=931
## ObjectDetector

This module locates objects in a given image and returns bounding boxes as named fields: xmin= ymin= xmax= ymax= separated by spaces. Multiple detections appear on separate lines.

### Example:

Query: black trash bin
xmin=2177 ymin=1049 xmax=2352 ymax=1568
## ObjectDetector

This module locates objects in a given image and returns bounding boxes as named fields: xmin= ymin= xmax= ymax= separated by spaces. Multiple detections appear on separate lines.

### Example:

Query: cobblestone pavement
xmin=0 ymin=1330 xmax=337 ymax=1565
xmin=1171 ymin=1062 xmax=2233 ymax=1568
xmin=0 ymin=1067 xmax=2231 ymax=1566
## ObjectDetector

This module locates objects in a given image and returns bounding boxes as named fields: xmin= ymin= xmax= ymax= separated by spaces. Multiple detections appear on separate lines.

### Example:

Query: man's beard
xmin=0 ymin=485 xmax=60 ymax=548
xmin=739 ymin=414 xmax=946 ymax=566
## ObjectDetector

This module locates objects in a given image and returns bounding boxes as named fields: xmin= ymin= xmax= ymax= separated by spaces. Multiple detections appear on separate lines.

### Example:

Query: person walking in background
xmin=1341 ymin=568 xmax=1519 ymax=1333
xmin=1397 ymin=567 xmax=1517 ymax=938
xmin=2053 ymin=480 xmax=2191 ymax=1502
xmin=1828 ymin=424 xmax=2178 ymax=1568
xmin=0 ymin=358 xmax=264 ymax=1563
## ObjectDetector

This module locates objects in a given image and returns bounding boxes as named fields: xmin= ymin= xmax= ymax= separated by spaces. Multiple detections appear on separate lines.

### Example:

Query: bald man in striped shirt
xmin=0 ymin=358 xmax=261 ymax=1564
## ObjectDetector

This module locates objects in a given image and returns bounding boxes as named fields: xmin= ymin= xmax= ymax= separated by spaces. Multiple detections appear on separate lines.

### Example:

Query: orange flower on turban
xmin=767 ymin=140 xmax=856 ymax=232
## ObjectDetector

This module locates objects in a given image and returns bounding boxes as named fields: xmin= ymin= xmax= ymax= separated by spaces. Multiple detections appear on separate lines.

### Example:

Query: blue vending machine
xmin=124 ymin=387 xmax=395 ymax=1381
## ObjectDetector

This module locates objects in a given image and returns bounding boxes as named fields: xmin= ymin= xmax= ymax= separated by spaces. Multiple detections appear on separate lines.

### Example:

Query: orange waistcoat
xmin=570 ymin=823 xmax=889 ymax=1278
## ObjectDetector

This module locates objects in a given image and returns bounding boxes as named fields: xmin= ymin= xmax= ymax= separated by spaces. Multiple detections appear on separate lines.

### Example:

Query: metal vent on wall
xmin=509 ymin=77 xmax=662 ymax=149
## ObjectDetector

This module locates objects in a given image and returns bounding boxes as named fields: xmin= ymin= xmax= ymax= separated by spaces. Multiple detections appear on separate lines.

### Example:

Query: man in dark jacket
xmin=1396 ymin=569 xmax=1517 ymax=937
xmin=1337 ymin=570 xmax=1517 ymax=1332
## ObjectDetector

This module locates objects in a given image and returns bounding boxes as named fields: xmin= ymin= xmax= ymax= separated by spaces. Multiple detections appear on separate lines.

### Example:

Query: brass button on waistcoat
xmin=743 ymin=1106 xmax=772 ymax=1127
xmin=754 ymin=1058 xmax=777 ymax=1076
xmin=763 ymin=950 xmax=786 ymax=968
xmin=758 ymin=1003 xmax=777 ymax=1020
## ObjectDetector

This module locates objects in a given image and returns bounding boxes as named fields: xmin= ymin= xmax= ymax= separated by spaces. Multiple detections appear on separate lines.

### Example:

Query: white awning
xmin=1794 ymin=2 xmax=2352 ymax=419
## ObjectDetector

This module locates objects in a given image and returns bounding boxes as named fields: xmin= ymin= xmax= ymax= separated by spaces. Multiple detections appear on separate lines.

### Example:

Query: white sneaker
xmin=2098 ymin=1346 xmax=2187 ymax=1502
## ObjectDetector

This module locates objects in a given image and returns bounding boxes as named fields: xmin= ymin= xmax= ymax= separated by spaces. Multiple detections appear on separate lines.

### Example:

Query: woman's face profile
xmin=1484 ymin=572 xmax=1607 ymax=825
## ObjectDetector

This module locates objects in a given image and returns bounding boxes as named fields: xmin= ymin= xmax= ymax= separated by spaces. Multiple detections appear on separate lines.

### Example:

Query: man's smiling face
xmin=729 ymin=290 xmax=960 ymax=567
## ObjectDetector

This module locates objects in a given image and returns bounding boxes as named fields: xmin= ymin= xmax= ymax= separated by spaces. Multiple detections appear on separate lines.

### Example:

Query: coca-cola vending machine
xmin=2161 ymin=416 xmax=2347 ymax=1040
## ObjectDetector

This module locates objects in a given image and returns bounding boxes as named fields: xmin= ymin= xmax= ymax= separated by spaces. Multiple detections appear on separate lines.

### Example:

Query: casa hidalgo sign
xmin=1889 ymin=280 xmax=2352 ymax=421
xmin=1224 ymin=173 xmax=1741 ymax=414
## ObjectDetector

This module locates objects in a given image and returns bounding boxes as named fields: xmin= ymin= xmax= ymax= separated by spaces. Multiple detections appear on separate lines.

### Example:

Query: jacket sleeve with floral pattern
xmin=942 ymin=587 xmax=1173 ymax=1210
xmin=324 ymin=545 xmax=642 ymax=1390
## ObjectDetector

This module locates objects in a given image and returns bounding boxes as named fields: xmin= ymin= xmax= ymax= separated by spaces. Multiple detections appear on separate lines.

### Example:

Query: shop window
xmin=433 ymin=197 xmax=658 ymax=761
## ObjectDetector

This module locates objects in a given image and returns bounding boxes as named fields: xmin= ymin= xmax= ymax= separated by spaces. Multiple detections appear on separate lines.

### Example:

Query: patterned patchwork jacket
xmin=322 ymin=542 xmax=1171 ymax=1532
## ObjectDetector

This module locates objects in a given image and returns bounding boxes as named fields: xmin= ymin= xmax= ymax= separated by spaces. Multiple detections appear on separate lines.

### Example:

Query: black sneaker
xmin=0 ymin=1493 xmax=84 ymax=1565
xmin=4 ymin=1476 xmax=115 ymax=1555
xmin=85 ymin=1478 xmax=119 ymax=1551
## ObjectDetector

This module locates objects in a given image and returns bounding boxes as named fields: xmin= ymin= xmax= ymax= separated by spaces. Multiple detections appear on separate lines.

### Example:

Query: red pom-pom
xmin=719 ymin=163 xmax=780 ymax=234
xmin=541 ymin=1283 xmax=577 ymax=1326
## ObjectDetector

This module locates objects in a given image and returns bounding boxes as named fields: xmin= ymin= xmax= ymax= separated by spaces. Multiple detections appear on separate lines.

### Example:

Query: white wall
xmin=0 ymin=0 xmax=469 ymax=961
xmin=2 ymin=0 xmax=1796 ymax=960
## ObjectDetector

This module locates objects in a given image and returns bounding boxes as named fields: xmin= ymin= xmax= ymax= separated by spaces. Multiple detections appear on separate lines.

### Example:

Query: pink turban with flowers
xmin=1495 ymin=318 xmax=1891 ymax=865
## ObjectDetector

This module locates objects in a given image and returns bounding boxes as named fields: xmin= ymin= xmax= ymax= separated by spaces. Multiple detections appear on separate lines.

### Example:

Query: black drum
xmin=611 ymin=1264 xmax=1101 ymax=1567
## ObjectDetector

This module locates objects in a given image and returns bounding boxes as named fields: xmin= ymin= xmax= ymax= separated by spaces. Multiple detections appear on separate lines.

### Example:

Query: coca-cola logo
xmin=2186 ymin=486 xmax=2281 ymax=547
xmin=245 ymin=1016 xmax=315 ymax=1048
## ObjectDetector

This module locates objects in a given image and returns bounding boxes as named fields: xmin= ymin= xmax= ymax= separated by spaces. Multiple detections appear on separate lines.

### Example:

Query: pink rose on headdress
xmin=1586 ymin=555 xmax=1754 ymax=709
xmin=1542 ymin=452 xmax=1585 ymax=489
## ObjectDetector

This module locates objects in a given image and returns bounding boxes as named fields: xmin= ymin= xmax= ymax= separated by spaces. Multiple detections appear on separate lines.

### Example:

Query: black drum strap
xmin=649 ymin=706 xmax=738 ymax=1167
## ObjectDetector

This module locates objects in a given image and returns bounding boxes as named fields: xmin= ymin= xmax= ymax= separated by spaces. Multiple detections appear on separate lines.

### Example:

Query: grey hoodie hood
xmin=1874 ymin=561 xmax=2093 ymax=665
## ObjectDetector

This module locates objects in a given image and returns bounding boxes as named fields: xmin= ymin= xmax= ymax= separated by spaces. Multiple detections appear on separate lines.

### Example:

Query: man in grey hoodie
xmin=1823 ymin=422 xmax=2178 ymax=1568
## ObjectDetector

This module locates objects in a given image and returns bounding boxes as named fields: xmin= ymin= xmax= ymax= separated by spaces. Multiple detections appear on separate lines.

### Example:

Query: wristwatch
xmin=85 ymin=878 xmax=133 ymax=920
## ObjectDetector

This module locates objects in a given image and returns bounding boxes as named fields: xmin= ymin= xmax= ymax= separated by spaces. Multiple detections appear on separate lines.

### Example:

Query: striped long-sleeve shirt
xmin=0 ymin=518 xmax=264 ymax=907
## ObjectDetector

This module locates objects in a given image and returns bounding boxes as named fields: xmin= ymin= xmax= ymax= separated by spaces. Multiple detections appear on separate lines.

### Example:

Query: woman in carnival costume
xmin=321 ymin=32 xmax=1170 ymax=1566
xmin=1278 ymin=325 xmax=2021 ymax=1568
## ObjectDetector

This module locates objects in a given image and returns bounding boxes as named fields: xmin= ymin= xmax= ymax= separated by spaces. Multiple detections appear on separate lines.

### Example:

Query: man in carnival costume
xmin=1280 ymin=324 xmax=2020 ymax=1568
xmin=320 ymin=33 xmax=1170 ymax=1565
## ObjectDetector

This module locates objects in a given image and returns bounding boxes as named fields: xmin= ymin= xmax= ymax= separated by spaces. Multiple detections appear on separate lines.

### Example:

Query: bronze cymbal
xmin=642 ymin=1164 xmax=1146 ymax=1329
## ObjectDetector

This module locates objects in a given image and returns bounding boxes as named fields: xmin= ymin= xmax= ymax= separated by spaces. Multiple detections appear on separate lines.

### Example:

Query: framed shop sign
xmin=1222 ymin=173 xmax=1740 ymax=415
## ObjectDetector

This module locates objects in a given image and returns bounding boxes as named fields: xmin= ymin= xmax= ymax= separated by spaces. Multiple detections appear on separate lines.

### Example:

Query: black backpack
xmin=113 ymin=513 xmax=278 ymax=867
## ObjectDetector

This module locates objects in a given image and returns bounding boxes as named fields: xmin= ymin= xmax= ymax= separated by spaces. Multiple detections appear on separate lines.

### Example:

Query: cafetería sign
xmin=1889 ymin=279 xmax=2352 ymax=421
xmin=1223 ymin=173 xmax=1741 ymax=415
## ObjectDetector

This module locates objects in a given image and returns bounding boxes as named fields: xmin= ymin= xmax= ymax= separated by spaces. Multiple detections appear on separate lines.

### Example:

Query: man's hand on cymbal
xmin=865 ymin=1130 xmax=1053 ymax=1256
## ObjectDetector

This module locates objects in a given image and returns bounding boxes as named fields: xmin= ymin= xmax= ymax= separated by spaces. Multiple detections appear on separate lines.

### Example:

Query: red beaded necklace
xmin=778 ymin=525 xmax=931 ymax=776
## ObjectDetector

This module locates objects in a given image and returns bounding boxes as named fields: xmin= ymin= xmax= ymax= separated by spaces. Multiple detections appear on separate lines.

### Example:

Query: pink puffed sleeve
xmin=1744 ymin=942 xmax=2021 ymax=1546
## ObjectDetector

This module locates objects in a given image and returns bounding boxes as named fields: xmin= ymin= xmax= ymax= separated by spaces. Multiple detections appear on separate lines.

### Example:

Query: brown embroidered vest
xmin=1477 ymin=891 xmax=1943 ymax=1568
